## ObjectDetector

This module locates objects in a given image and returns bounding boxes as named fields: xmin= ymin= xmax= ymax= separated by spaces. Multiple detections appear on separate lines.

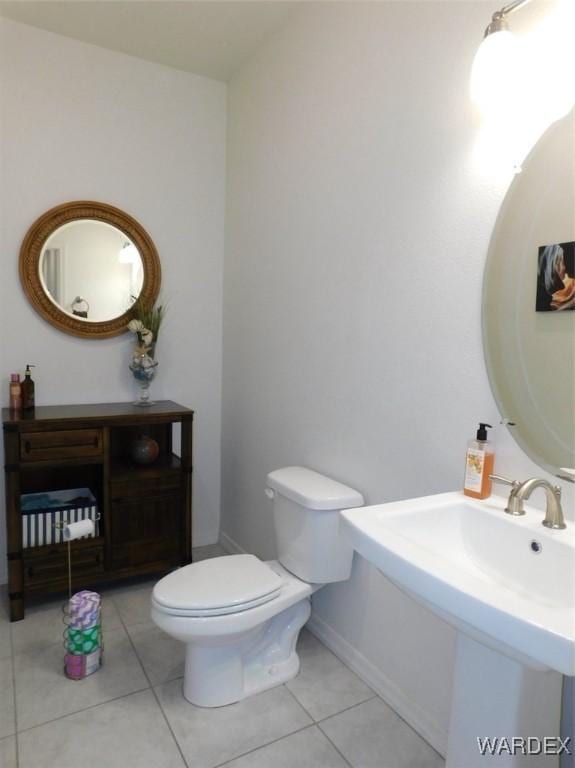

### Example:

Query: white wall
xmin=0 ymin=19 xmax=226 ymax=582
xmin=222 ymin=1 xmax=574 ymax=755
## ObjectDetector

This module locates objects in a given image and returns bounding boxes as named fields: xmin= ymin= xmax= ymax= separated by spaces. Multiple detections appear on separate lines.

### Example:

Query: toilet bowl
xmin=151 ymin=466 xmax=364 ymax=707
xmin=152 ymin=557 xmax=314 ymax=707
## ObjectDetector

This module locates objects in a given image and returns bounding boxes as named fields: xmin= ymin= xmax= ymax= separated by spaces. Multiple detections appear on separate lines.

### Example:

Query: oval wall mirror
xmin=20 ymin=201 xmax=161 ymax=338
xmin=482 ymin=108 xmax=575 ymax=481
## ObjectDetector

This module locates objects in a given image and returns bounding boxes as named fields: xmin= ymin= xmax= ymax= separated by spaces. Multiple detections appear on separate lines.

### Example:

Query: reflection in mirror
xmin=483 ymin=108 xmax=575 ymax=480
xmin=40 ymin=220 xmax=144 ymax=322
xmin=19 ymin=200 xmax=160 ymax=339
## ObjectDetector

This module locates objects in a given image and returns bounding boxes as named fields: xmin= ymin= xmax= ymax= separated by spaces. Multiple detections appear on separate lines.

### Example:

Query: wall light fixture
xmin=470 ymin=0 xmax=533 ymax=114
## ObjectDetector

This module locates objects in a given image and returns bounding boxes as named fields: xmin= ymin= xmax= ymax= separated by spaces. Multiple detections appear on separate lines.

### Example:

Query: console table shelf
xmin=2 ymin=400 xmax=193 ymax=621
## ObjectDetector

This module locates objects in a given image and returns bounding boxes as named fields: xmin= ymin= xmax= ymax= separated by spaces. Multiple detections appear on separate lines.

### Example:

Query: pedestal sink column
xmin=447 ymin=633 xmax=563 ymax=767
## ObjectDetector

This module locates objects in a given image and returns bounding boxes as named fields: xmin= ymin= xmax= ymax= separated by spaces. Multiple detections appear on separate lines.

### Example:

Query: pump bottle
xmin=463 ymin=423 xmax=494 ymax=500
xmin=21 ymin=365 xmax=36 ymax=411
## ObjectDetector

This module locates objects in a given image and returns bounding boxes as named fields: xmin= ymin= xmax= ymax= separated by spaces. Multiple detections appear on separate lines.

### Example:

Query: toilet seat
xmin=153 ymin=554 xmax=284 ymax=617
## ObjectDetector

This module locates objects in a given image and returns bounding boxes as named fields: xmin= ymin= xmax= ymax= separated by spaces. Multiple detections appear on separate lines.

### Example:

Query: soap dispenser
xmin=463 ymin=422 xmax=494 ymax=500
xmin=21 ymin=365 xmax=35 ymax=412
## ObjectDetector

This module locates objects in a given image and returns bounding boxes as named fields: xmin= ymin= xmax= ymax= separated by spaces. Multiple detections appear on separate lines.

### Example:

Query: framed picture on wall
xmin=536 ymin=241 xmax=575 ymax=311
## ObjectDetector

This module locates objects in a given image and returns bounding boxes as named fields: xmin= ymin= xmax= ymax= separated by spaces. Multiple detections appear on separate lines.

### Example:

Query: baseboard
xmin=193 ymin=529 xmax=221 ymax=548
xmin=307 ymin=612 xmax=448 ymax=758
xmin=219 ymin=530 xmax=247 ymax=555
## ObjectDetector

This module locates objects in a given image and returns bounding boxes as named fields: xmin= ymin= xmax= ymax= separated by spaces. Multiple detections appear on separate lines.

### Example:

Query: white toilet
xmin=151 ymin=466 xmax=364 ymax=707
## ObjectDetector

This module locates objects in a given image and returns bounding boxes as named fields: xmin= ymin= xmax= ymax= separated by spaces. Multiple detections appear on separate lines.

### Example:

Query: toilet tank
xmin=266 ymin=466 xmax=364 ymax=584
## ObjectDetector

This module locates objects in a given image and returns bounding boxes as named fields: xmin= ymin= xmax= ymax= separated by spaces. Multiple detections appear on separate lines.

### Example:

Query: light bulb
xmin=525 ymin=9 xmax=575 ymax=124
xmin=470 ymin=30 xmax=523 ymax=115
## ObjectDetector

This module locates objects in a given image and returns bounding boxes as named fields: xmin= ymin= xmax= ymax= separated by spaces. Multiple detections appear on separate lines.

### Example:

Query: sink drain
xmin=530 ymin=540 xmax=542 ymax=554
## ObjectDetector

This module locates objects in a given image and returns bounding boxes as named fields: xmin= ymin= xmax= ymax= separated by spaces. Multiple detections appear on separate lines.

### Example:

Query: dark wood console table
xmin=2 ymin=400 xmax=193 ymax=621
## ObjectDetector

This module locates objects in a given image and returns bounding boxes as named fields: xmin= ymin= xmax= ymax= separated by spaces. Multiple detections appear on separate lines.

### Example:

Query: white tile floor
xmin=0 ymin=545 xmax=444 ymax=768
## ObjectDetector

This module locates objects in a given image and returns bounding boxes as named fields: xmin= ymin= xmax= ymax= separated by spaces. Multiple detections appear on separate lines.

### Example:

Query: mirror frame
xmin=19 ymin=200 xmax=161 ymax=339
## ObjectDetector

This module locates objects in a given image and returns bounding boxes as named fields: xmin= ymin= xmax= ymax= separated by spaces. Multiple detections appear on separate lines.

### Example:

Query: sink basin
xmin=341 ymin=491 xmax=574 ymax=767
xmin=341 ymin=492 xmax=575 ymax=675
xmin=340 ymin=491 xmax=575 ymax=675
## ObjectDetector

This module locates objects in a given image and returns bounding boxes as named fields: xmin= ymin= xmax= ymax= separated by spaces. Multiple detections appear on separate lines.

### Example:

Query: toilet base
xmin=183 ymin=597 xmax=311 ymax=707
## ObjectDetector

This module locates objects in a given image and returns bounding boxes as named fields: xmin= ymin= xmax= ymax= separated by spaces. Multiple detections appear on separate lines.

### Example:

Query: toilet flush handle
xmin=265 ymin=488 xmax=275 ymax=500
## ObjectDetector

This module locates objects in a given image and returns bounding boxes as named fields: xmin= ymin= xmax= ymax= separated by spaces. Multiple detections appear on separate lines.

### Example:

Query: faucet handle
xmin=489 ymin=474 xmax=514 ymax=485
xmin=489 ymin=475 xmax=525 ymax=516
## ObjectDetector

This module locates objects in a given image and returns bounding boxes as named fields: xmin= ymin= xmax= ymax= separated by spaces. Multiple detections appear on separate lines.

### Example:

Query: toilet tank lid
xmin=266 ymin=466 xmax=364 ymax=510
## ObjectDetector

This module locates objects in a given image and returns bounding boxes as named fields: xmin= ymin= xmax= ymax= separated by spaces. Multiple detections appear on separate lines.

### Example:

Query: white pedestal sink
xmin=340 ymin=492 xmax=574 ymax=767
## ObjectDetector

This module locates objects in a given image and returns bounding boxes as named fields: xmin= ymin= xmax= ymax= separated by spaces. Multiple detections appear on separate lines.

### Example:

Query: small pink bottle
xmin=9 ymin=373 xmax=22 ymax=413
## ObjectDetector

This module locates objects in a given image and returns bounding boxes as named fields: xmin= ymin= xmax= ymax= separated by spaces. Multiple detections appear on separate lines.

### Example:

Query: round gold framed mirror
xmin=19 ymin=201 xmax=161 ymax=339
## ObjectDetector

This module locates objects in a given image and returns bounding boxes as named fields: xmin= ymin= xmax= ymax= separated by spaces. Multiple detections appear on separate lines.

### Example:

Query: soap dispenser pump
xmin=463 ymin=422 xmax=494 ymax=500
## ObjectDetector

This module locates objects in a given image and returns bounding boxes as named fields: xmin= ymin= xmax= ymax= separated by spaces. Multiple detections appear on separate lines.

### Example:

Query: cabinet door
xmin=109 ymin=492 xmax=182 ymax=569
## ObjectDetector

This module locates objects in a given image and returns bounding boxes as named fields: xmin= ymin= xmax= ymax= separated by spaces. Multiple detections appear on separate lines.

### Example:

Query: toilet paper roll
xmin=67 ymin=625 xmax=101 ymax=655
xmin=65 ymin=647 xmax=102 ymax=680
xmin=63 ymin=519 xmax=95 ymax=541
xmin=67 ymin=591 xmax=101 ymax=629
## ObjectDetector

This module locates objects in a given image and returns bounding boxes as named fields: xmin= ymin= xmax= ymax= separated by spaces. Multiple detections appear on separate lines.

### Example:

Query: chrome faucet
xmin=515 ymin=478 xmax=566 ymax=530
xmin=490 ymin=474 xmax=566 ymax=529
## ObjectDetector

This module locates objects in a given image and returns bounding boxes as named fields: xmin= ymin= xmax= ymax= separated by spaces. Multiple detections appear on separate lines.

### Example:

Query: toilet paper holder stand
xmin=53 ymin=514 xmax=102 ymax=599
xmin=53 ymin=515 xmax=104 ymax=681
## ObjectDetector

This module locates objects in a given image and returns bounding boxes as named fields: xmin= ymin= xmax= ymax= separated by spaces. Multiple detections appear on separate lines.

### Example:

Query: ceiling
xmin=0 ymin=1 xmax=299 ymax=81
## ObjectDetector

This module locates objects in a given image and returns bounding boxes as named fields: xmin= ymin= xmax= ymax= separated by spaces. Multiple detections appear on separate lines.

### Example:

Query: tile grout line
xmin=283 ymin=673 xmax=378 ymax=728
xmin=9 ymin=560 xmax=411 ymax=768
xmin=148 ymin=684 xmax=190 ymax=768
xmin=114 ymin=590 xmax=313 ymax=768
xmin=9 ymin=570 xmax=437 ymax=766
xmin=316 ymin=695 xmax=445 ymax=767
xmin=7 ymin=560 xmax=201 ymax=760
xmin=297 ymin=627 xmax=444 ymax=760
xmin=11 ymin=575 xmax=152 ymax=737
xmin=367 ymin=693 xmax=444 ymax=760
xmin=9 ymin=630 xmax=378 ymax=748
xmin=13 ymin=686 xmax=151 ymax=736
xmin=314 ymin=697 xmax=384 ymax=768
xmin=113 ymin=572 xmax=314 ymax=768
xmin=283 ymin=682 xmax=316 ymax=722
xmin=113 ymin=572 xmax=376 ymax=768
xmin=224 ymin=684 xmax=361 ymax=768
xmin=212 ymin=722 xmax=322 ymax=768
xmin=115 ymin=583 xmax=315 ymax=768
xmin=315 ymin=725 xmax=355 ymax=768
xmin=304 ymin=625 xmax=444 ymax=759
xmin=284 ymin=684 xmax=375 ymax=768
xmin=8 ymin=572 xmax=200 ymax=746
xmin=315 ymin=693 xmax=379 ymax=727
xmin=115 ymin=594 xmax=190 ymax=768
xmin=8 ymin=612 xmax=20 ymax=767
xmin=112 ymin=568 xmax=319 ymax=768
